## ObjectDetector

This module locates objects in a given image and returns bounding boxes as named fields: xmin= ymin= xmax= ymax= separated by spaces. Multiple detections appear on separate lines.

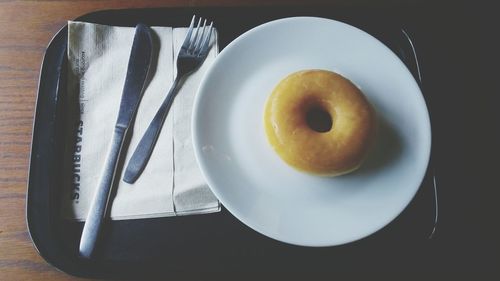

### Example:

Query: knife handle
xmin=79 ymin=127 xmax=126 ymax=258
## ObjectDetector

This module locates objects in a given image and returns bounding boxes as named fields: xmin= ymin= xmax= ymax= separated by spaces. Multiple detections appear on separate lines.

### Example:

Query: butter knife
xmin=79 ymin=23 xmax=153 ymax=258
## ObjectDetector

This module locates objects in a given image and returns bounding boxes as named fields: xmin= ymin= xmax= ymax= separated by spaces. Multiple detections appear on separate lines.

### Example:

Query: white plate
xmin=192 ymin=17 xmax=431 ymax=246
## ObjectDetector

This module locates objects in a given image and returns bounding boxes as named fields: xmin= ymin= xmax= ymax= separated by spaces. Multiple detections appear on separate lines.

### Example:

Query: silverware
xmin=79 ymin=23 xmax=153 ymax=258
xmin=123 ymin=15 xmax=214 ymax=184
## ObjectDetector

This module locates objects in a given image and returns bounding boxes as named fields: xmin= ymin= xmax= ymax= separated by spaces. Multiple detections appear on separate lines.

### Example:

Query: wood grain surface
xmin=0 ymin=0 xmax=427 ymax=280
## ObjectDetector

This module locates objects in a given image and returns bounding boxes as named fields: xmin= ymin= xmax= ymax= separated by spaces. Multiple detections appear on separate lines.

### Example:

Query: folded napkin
xmin=60 ymin=21 xmax=220 ymax=220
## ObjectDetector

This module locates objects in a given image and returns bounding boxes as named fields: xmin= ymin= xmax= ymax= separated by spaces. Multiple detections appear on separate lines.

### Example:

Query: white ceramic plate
xmin=192 ymin=17 xmax=431 ymax=246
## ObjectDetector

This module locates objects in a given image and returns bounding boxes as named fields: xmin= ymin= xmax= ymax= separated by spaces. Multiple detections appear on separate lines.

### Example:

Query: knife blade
xmin=79 ymin=23 xmax=153 ymax=258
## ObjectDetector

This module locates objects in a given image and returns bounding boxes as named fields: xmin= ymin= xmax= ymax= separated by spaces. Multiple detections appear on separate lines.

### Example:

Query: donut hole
xmin=305 ymin=105 xmax=332 ymax=133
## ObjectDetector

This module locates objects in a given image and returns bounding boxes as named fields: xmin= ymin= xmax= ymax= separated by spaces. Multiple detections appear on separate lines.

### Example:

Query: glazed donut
xmin=264 ymin=70 xmax=377 ymax=176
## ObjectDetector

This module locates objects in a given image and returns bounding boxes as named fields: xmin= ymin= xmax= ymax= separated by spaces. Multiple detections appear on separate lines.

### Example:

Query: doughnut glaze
xmin=264 ymin=70 xmax=377 ymax=176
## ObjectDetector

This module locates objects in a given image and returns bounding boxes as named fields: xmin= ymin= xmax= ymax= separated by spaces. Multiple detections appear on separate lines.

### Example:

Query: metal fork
xmin=123 ymin=16 xmax=214 ymax=183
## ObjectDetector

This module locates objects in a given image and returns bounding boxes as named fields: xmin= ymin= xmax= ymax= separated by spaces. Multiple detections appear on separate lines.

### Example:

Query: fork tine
xmin=193 ymin=19 xmax=207 ymax=54
xmin=198 ymin=21 xmax=213 ymax=56
xmin=181 ymin=15 xmax=196 ymax=50
xmin=188 ymin=17 xmax=202 ymax=53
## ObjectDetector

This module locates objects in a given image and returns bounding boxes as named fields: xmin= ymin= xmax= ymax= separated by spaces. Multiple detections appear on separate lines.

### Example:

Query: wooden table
xmin=1 ymin=0 xmax=497 ymax=280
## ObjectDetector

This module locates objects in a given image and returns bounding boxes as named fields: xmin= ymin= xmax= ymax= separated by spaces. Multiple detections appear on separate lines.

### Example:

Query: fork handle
xmin=123 ymin=76 xmax=182 ymax=183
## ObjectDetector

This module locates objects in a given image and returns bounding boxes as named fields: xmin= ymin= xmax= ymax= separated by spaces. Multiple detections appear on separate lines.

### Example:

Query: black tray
xmin=28 ymin=7 xmax=438 ymax=279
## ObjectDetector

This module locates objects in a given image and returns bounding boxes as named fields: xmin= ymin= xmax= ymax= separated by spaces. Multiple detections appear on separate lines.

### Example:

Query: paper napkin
xmin=61 ymin=21 xmax=220 ymax=220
